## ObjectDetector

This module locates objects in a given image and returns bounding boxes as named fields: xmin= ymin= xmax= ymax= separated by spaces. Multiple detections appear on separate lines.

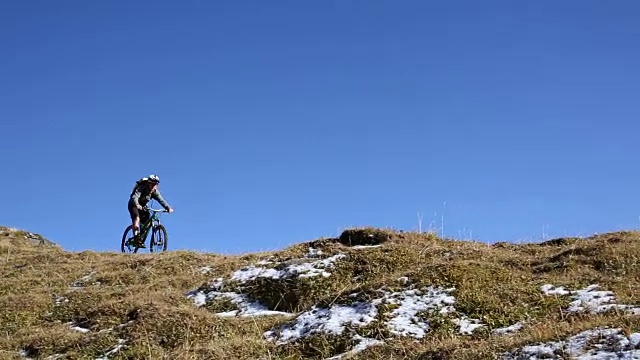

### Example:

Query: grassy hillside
xmin=1 ymin=225 xmax=640 ymax=359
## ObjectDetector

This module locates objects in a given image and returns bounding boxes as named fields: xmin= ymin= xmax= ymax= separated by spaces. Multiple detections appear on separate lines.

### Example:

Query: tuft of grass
xmin=338 ymin=227 xmax=393 ymax=246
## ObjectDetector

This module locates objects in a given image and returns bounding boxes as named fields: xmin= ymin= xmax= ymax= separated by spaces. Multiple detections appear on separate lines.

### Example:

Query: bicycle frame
xmin=138 ymin=208 xmax=167 ymax=242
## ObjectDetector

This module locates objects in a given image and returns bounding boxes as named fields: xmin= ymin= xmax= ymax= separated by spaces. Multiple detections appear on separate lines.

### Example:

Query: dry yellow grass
xmin=1 ymin=226 xmax=640 ymax=359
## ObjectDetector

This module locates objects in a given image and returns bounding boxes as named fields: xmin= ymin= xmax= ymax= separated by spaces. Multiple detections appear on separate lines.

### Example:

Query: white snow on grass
xmin=453 ymin=316 xmax=486 ymax=335
xmin=191 ymin=250 xmax=494 ymax=360
xmin=195 ymin=247 xmax=339 ymax=284
xmin=264 ymin=301 xmax=378 ymax=344
xmin=20 ymin=351 xmax=72 ymax=360
xmin=55 ymin=296 xmax=68 ymax=305
xmin=376 ymin=286 xmax=485 ymax=337
xmin=264 ymin=284 xmax=485 ymax=358
xmin=205 ymin=291 xmax=292 ymax=318
xmin=187 ymin=248 xmax=349 ymax=317
xmin=44 ymin=355 xmax=65 ymax=360
xmin=541 ymin=283 xmax=640 ymax=315
xmin=375 ymin=287 xmax=458 ymax=338
xmin=540 ymin=284 xmax=571 ymax=296
xmin=95 ymin=339 xmax=127 ymax=360
xmin=192 ymin=292 xmax=207 ymax=306
xmin=351 ymin=245 xmax=383 ymax=249
xmin=231 ymin=253 xmax=347 ymax=282
xmin=501 ymin=327 xmax=640 ymax=359
xmin=187 ymin=276 xmax=292 ymax=317
xmin=324 ymin=335 xmax=384 ymax=360
xmin=495 ymin=283 xmax=640 ymax=358
xmin=492 ymin=321 xmax=525 ymax=336
xmin=70 ymin=271 xmax=97 ymax=290
xmin=308 ymin=247 xmax=324 ymax=257
xmin=188 ymin=251 xmax=640 ymax=359
xmin=68 ymin=323 xmax=90 ymax=333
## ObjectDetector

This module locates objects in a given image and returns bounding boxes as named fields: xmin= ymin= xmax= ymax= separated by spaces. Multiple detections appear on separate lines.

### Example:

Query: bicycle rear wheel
xmin=150 ymin=224 xmax=168 ymax=252
xmin=121 ymin=225 xmax=139 ymax=254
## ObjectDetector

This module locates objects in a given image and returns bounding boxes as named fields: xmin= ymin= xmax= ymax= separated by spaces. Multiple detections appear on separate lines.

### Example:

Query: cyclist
xmin=128 ymin=174 xmax=174 ymax=247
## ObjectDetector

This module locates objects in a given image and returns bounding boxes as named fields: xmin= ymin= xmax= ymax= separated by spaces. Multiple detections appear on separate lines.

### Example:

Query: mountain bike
xmin=121 ymin=208 xmax=169 ymax=253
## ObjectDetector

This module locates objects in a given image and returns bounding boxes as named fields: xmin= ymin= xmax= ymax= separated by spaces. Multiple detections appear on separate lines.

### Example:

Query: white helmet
xmin=148 ymin=174 xmax=160 ymax=183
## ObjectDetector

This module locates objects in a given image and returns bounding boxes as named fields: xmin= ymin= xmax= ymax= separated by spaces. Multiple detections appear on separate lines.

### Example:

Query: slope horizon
xmin=2 ymin=1 xmax=640 ymax=254
xmin=3 ymin=218 xmax=639 ymax=256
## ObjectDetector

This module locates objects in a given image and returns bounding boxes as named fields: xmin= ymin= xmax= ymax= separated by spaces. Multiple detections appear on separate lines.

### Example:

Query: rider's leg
xmin=133 ymin=217 xmax=140 ymax=236
xmin=128 ymin=200 xmax=141 ymax=237
xmin=136 ymin=209 xmax=150 ymax=247
xmin=139 ymin=209 xmax=150 ymax=228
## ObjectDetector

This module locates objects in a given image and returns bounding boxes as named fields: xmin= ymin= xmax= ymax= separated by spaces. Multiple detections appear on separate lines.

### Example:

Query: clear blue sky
xmin=2 ymin=1 xmax=640 ymax=254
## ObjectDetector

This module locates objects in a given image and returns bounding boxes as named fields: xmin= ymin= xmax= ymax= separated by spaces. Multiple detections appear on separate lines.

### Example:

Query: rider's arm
xmin=130 ymin=189 xmax=142 ymax=207
xmin=152 ymin=189 xmax=171 ymax=210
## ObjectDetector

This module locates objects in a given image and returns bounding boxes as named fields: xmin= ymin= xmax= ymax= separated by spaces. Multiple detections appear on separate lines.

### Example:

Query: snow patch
xmin=351 ymin=245 xmax=383 ymax=249
xmin=44 ymin=355 xmax=65 ymax=360
xmin=187 ymin=276 xmax=292 ymax=317
xmin=70 ymin=271 xmax=97 ymax=290
xmin=55 ymin=296 xmax=68 ymax=305
xmin=453 ymin=317 xmax=486 ymax=335
xmin=231 ymin=253 xmax=347 ymax=282
xmin=541 ymin=283 xmax=640 ymax=314
xmin=501 ymin=327 xmax=640 ymax=359
xmin=308 ymin=247 xmax=324 ymax=257
xmin=192 ymin=292 xmax=207 ymax=306
xmin=264 ymin=301 xmax=378 ymax=344
xmin=264 ymin=284 xmax=485 ymax=357
xmin=324 ymin=335 xmax=384 ymax=359
xmin=68 ymin=323 xmax=90 ymax=333
xmin=190 ymin=248 xmax=347 ymax=311
xmin=493 ymin=321 xmax=524 ymax=336
xmin=540 ymin=284 xmax=571 ymax=296
xmin=95 ymin=339 xmax=127 ymax=360
xmin=204 ymin=291 xmax=292 ymax=317
xmin=376 ymin=287 xmax=458 ymax=338
xmin=21 ymin=351 xmax=72 ymax=360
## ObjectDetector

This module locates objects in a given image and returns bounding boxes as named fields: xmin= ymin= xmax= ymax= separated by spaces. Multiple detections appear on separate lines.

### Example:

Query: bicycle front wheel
xmin=150 ymin=224 xmax=168 ymax=252
xmin=121 ymin=225 xmax=139 ymax=254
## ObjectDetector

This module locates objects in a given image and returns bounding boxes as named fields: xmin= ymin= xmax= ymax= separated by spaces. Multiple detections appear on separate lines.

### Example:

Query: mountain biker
xmin=128 ymin=174 xmax=174 ymax=247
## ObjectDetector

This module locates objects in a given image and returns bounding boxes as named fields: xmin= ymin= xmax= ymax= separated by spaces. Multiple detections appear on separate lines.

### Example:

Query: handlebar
xmin=148 ymin=208 xmax=169 ymax=212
